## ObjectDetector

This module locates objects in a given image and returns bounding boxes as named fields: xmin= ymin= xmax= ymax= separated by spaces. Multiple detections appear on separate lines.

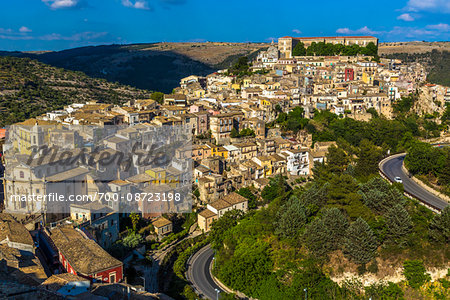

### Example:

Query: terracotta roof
xmin=152 ymin=217 xmax=172 ymax=228
xmin=209 ymin=199 xmax=231 ymax=211
xmin=199 ymin=209 xmax=217 ymax=218
xmin=0 ymin=213 xmax=34 ymax=246
xmin=50 ymin=226 xmax=122 ymax=275
xmin=222 ymin=192 xmax=247 ymax=205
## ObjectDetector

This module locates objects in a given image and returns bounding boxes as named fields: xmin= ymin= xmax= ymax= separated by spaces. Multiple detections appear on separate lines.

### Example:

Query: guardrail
xmin=378 ymin=153 xmax=441 ymax=213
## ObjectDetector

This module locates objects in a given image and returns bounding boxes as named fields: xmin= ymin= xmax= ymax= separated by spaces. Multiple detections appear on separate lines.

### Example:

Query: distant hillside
xmin=0 ymin=56 xmax=151 ymax=126
xmin=0 ymin=42 xmax=267 ymax=93
xmin=381 ymin=49 xmax=450 ymax=87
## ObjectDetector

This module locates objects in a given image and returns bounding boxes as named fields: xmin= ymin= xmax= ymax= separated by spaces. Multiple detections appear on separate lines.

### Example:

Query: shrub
xmin=403 ymin=260 xmax=431 ymax=289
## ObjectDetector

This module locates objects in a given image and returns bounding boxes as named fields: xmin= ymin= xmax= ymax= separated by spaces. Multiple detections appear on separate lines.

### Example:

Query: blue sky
xmin=0 ymin=0 xmax=449 ymax=51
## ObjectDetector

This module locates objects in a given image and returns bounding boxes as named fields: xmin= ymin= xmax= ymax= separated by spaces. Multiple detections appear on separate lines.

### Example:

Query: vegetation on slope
xmin=382 ymin=50 xmax=450 ymax=87
xmin=209 ymin=111 xmax=450 ymax=300
xmin=0 ymin=56 xmax=151 ymax=126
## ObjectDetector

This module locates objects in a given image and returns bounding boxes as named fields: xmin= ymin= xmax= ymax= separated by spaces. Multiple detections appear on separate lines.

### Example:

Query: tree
xmin=299 ymin=183 xmax=328 ymax=216
xmin=230 ymin=128 xmax=239 ymax=138
xmin=359 ymin=176 xmax=405 ymax=214
xmin=355 ymin=139 xmax=383 ymax=177
xmin=326 ymin=145 xmax=349 ymax=174
xmin=122 ymin=232 xmax=144 ymax=248
xmin=405 ymin=142 xmax=446 ymax=176
xmin=130 ymin=212 xmax=140 ymax=232
xmin=210 ymin=210 xmax=244 ymax=249
xmin=150 ymin=91 xmax=164 ymax=104
xmin=343 ymin=218 xmax=378 ymax=264
xmin=385 ymin=204 xmax=412 ymax=246
xmin=292 ymin=41 xmax=306 ymax=56
xmin=304 ymin=218 xmax=330 ymax=257
xmin=428 ymin=206 xmax=450 ymax=243
xmin=403 ymin=260 xmax=431 ymax=289
xmin=365 ymin=42 xmax=378 ymax=56
xmin=304 ymin=208 xmax=349 ymax=257
xmin=237 ymin=187 xmax=257 ymax=209
xmin=261 ymin=175 xmax=289 ymax=203
xmin=321 ymin=207 xmax=349 ymax=249
xmin=275 ymin=196 xmax=307 ymax=239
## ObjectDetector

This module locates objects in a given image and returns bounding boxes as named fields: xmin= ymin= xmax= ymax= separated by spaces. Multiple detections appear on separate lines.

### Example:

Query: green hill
xmin=0 ymin=56 xmax=151 ymax=126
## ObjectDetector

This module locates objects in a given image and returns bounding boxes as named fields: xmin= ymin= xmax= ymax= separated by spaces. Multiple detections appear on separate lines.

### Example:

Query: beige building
xmin=278 ymin=36 xmax=379 ymax=58
xmin=197 ymin=192 xmax=248 ymax=232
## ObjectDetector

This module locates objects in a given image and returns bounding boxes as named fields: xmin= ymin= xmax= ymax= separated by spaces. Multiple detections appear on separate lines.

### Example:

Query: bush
xmin=403 ymin=260 xmax=431 ymax=289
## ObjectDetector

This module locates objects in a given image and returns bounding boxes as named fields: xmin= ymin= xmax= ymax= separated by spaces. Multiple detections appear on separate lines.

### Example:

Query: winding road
xmin=379 ymin=154 xmax=448 ymax=211
xmin=187 ymin=154 xmax=449 ymax=300
xmin=187 ymin=245 xmax=224 ymax=300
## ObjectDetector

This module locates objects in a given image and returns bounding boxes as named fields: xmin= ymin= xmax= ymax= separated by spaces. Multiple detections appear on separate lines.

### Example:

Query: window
xmin=19 ymin=171 xmax=24 ymax=178
xmin=36 ymin=189 xmax=40 ymax=194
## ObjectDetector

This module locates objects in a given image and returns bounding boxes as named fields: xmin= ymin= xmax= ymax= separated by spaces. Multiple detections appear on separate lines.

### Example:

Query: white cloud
xmin=397 ymin=13 xmax=415 ymax=21
xmin=292 ymin=29 xmax=302 ymax=34
xmin=19 ymin=26 xmax=32 ymax=33
xmin=426 ymin=23 xmax=450 ymax=31
xmin=336 ymin=26 xmax=378 ymax=35
xmin=122 ymin=0 xmax=150 ymax=10
xmin=405 ymin=0 xmax=450 ymax=13
xmin=42 ymin=0 xmax=81 ymax=9
xmin=336 ymin=28 xmax=351 ymax=34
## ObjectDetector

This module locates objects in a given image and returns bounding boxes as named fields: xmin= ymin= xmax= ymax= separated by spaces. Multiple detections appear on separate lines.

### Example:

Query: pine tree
xmin=322 ymin=208 xmax=349 ymax=250
xmin=385 ymin=204 xmax=412 ymax=246
xmin=275 ymin=196 xmax=307 ymax=239
xmin=429 ymin=206 xmax=450 ymax=244
xmin=343 ymin=218 xmax=378 ymax=264
xmin=304 ymin=218 xmax=330 ymax=257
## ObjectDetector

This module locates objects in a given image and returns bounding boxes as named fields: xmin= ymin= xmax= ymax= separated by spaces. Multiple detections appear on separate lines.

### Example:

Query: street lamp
xmin=215 ymin=288 xmax=220 ymax=300
xmin=304 ymin=288 xmax=307 ymax=300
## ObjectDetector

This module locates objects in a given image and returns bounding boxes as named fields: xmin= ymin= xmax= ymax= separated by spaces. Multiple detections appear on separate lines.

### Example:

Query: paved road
xmin=380 ymin=154 xmax=448 ymax=211
xmin=187 ymin=245 xmax=224 ymax=300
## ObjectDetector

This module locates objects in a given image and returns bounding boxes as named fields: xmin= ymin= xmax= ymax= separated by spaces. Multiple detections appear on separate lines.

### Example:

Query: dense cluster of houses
xmin=1 ymin=35 xmax=449 ymax=296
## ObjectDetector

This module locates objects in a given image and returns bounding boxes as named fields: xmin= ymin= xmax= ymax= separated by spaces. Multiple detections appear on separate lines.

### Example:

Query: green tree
xmin=150 ymin=91 xmax=164 ymax=104
xmin=403 ymin=260 xmax=431 ymax=289
xmin=292 ymin=41 xmax=306 ymax=56
xmin=304 ymin=218 xmax=330 ymax=257
xmin=261 ymin=175 xmax=289 ymax=203
xmin=321 ymin=207 xmax=349 ymax=249
xmin=359 ymin=176 xmax=405 ymax=214
xmin=237 ymin=187 xmax=257 ymax=209
xmin=275 ymin=196 xmax=307 ymax=239
xmin=385 ymin=204 xmax=412 ymax=246
xmin=210 ymin=210 xmax=244 ymax=249
xmin=230 ymin=128 xmax=239 ymax=138
xmin=130 ymin=212 xmax=140 ymax=232
xmin=405 ymin=141 xmax=446 ymax=176
xmin=218 ymin=240 xmax=273 ymax=296
xmin=428 ymin=206 xmax=450 ymax=244
xmin=355 ymin=139 xmax=383 ymax=177
xmin=326 ymin=145 xmax=350 ymax=174
xmin=343 ymin=218 xmax=378 ymax=264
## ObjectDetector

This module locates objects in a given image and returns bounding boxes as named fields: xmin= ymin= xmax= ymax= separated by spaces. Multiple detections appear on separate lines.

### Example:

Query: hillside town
xmin=0 ymin=35 xmax=449 ymax=299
